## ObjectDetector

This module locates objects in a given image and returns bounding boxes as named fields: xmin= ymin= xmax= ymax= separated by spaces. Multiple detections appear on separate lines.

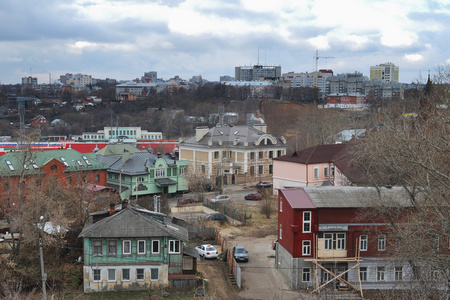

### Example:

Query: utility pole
xmin=39 ymin=216 xmax=47 ymax=300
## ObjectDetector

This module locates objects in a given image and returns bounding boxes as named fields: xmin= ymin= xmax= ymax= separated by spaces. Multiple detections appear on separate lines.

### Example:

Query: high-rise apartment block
xmin=370 ymin=62 xmax=399 ymax=83
xmin=235 ymin=65 xmax=281 ymax=81
xmin=60 ymin=73 xmax=92 ymax=86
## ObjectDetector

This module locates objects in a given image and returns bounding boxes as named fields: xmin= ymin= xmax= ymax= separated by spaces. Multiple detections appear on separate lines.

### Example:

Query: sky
xmin=1 ymin=0 xmax=449 ymax=85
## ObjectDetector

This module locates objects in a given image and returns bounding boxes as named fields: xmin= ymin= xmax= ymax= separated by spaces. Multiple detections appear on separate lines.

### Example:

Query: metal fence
xmin=202 ymin=199 xmax=247 ymax=223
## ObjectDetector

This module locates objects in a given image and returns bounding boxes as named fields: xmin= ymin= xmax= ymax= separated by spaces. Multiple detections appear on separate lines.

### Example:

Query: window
xmin=250 ymin=166 xmax=255 ymax=176
xmin=122 ymin=269 xmax=130 ymax=281
xmin=138 ymin=240 xmax=146 ymax=255
xmin=258 ymin=165 xmax=263 ymax=175
xmin=136 ymin=268 xmax=145 ymax=281
xmin=377 ymin=266 xmax=385 ymax=281
xmin=277 ymin=150 xmax=282 ymax=157
xmin=222 ymin=151 xmax=227 ymax=158
xmin=51 ymin=164 xmax=57 ymax=171
xmin=169 ymin=240 xmax=180 ymax=254
xmin=324 ymin=166 xmax=329 ymax=177
xmin=269 ymin=165 xmax=273 ymax=174
xmin=123 ymin=240 xmax=131 ymax=255
xmin=214 ymin=151 xmax=219 ymax=159
xmin=151 ymin=268 xmax=159 ymax=281
xmin=180 ymin=167 xmax=186 ymax=175
xmin=95 ymin=174 xmax=100 ymax=182
xmin=302 ymin=268 xmax=311 ymax=282
xmin=93 ymin=269 xmax=101 ymax=281
xmin=314 ymin=166 xmax=319 ymax=179
xmin=360 ymin=235 xmax=368 ymax=251
xmin=107 ymin=269 xmax=116 ymax=281
xmin=258 ymin=151 xmax=263 ymax=159
xmin=269 ymin=151 xmax=273 ymax=158
xmin=108 ymin=240 xmax=117 ymax=256
xmin=280 ymin=197 xmax=283 ymax=212
xmin=156 ymin=169 xmax=165 ymax=177
xmin=93 ymin=240 xmax=102 ymax=256
xmin=378 ymin=235 xmax=386 ymax=251
xmin=137 ymin=177 xmax=145 ymax=182
xmin=279 ymin=225 xmax=283 ymax=240
xmin=303 ymin=211 xmax=311 ymax=233
xmin=324 ymin=233 xmax=346 ymax=250
xmin=331 ymin=165 xmax=335 ymax=177
xmin=250 ymin=152 xmax=255 ymax=160
xmin=360 ymin=267 xmax=367 ymax=281
xmin=395 ymin=266 xmax=403 ymax=281
xmin=302 ymin=241 xmax=311 ymax=256
xmin=201 ymin=165 xmax=206 ymax=173
xmin=152 ymin=240 xmax=160 ymax=254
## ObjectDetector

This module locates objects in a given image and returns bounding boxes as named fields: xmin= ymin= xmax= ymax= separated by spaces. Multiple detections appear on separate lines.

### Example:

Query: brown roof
xmin=274 ymin=143 xmax=348 ymax=164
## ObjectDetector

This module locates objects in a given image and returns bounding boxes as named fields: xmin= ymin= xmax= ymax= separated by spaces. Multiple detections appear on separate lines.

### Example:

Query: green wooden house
xmin=78 ymin=204 xmax=198 ymax=292
xmin=96 ymin=149 xmax=189 ymax=200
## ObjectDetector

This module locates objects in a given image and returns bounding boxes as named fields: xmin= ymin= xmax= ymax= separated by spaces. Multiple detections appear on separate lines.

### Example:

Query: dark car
xmin=200 ymin=213 xmax=227 ymax=222
xmin=178 ymin=198 xmax=194 ymax=205
xmin=232 ymin=246 xmax=249 ymax=262
xmin=257 ymin=181 xmax=273 ymax=188
xmin=244 ymin=193 xmax=262 ymax=200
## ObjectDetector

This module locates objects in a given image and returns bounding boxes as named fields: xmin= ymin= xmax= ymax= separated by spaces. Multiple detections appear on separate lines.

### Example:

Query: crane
xmin=314 ymin=50 xmax=334 ymax=72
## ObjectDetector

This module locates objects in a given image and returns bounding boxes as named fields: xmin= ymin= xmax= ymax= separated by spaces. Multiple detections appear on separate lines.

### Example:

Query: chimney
xmin=109 ymin=203 xmax=115 ymax=215
xmin=195 ymin=126 xmax=209 ymax=142
xmin=253 ymin=124 xmax=267 ymax=133
xmin=123 ymin=151 xmax=130 ymax=163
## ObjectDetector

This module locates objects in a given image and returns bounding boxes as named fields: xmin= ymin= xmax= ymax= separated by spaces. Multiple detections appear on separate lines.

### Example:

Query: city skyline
xmin=1 ymin=0 xmax=449 ymax=85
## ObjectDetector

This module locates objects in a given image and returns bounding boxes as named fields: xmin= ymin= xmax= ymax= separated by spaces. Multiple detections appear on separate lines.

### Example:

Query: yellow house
xmin=179 ymin=124 xmax=287 ymax=187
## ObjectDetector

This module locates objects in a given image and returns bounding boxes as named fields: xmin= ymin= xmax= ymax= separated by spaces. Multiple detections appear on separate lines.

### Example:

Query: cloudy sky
xmin=1 ymin=0 xmax=449 ymax=85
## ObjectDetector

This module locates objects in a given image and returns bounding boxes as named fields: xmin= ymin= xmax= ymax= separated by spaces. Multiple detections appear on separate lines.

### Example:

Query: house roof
xmin=97 ymin=152 xmax=180 ymax=176
xmin=78 ymin=205 xmax=188 ymax=241
xmin=181 ymin=125 xmax=286 ymax=149
xmin=95 ymin=143 xmax=146 ymax=156
xmin=0 ymin=149 xmax=107 ymax=176
xmin=280 ymin=186 xmax=415 ymax=209
xmin=274 ymin=143 xmax=347 ymax=164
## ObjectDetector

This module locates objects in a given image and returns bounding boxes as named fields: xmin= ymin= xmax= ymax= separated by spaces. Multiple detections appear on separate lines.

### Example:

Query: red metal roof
xmin=280 ymin=188 xmax=316 ymax=209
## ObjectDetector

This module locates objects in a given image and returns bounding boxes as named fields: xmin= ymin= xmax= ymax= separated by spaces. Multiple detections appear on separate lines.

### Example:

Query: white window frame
xmin=137 ymin=240 xmax=146 ymax=255
xmin=107 ymin=269 xmax=116 ymax=282
xmin=137 ymin=177 xmax=145 ymax=182
xmin=123 ymin=240 xmax=131 ymax=255
xmin=156 ymin=169 xmax=165 ymax=177
xmin=377 ymin=266 xmax=385 ymax=281
xmin=136 ymin=268 xmax=145 ymax=281
xmin=313 ymin=166 xmax=319 ymax=179
xmin=93 ymin=269 xmax=101 ymax=282
xmin=324 ymin=233 xmax=333 ymax=250
xmin=337 ymin=233 xmax=346 ymax=250
xmin=302 ymin=268 xmax=311 ymax=282
xmin=122 ymin=268 xmax=131 ymax=281
xmin=395 ymin=266 xmax=403 ymax=281
xmin=378 ymin=235 xmax=386 ymax=251
xmin=360 ymin=267 xmax=367 ymax=281
xmin=180 ymin=166 xmax=186 ymax=175
xmin=151 ymin=240 xmax=160 ymax=254
xmin=93 ymin=240 xmax=102 ymax=256
xmin=169 ymin=240 xmax=180 ymax=254
xmin=324 ymin=165 xmax=329 ymax=178
xmin=280 ymin=197 xmax=283 ymax=212
xmin=279 ymin=225 xmax=283 ymax=240
xmin=303 ymin=211 xmax=311 ymax=233
xmin=360 ymin=235 xmax=368 ymax=251
xmin=302 ymin=240 xmax=311 ymax=256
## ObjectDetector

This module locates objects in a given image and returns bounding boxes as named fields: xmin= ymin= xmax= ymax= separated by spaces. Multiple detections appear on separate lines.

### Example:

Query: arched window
xmin=51 ymin=165 xmax=58 ymax=171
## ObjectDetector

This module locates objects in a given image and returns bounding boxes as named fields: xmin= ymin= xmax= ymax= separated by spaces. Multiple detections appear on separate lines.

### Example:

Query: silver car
xmin=232 ymin=246 xmax=249 ymax=262
xmin=210 ymin=194 xmax=230 ymax=203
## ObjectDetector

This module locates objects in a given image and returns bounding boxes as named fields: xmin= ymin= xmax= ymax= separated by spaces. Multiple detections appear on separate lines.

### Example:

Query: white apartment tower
xmin=370 ymin=62 xmax=399 ymax=83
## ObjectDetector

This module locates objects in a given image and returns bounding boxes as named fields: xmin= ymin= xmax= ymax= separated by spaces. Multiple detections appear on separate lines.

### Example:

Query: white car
xmin=196 ymin=244 xmax=219 ymax=259
xmin=210 ymin=194 xmax=230 ymax=203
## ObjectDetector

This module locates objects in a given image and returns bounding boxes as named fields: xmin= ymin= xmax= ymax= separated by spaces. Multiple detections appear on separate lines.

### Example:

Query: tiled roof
xmin=78 ymin=205 xmax=188 ymax=241
xmin=274 ymin=144 xmax=347 ymax=164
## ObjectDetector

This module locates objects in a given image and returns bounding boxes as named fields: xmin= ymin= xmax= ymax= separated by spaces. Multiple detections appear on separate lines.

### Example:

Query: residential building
xmin=370 ymin=62 xmax=399 ymax=83
xmin=21 ymin=76 xmax=38 ymax=88
xmin=179 ymin=124 xmax=287 ymax=186
xmin=78 ymin=203 xmax=198 ymax=292
xmin=235 ymin=65 xmax=281 ymax=81
xmin=81 ymin=126 xmax=162 ymax=142
xmin=60 ymin=73 xmax=92 ymax=86
xmin=223 ymin=81 xmax=275 ymax=99
xmin=275 ymin=187 xmax=440 ymax=294
xmin=282 ymin=70 xmax=333 ymax=97
xmin=320 ymin=94 xmax=367 ymax=110
xmin=96 ymin=144 xmax=189 ymax=199
xmin=30 ymin=115 xmax=48 ymax=128
xmin=273 ymin=143 xmax=363 ymax=193
xmin=115 ymin=82 xmax=177 ymax=101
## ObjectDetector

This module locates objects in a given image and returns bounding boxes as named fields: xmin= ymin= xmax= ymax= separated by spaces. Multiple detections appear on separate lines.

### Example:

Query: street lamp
xmin=39 ymin=216 xmax=47 ymax=300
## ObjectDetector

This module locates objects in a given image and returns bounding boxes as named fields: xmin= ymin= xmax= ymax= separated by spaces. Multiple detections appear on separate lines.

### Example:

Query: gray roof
xmin=78 ymin=206 xmax=188 ymax=241
xmin=282 ymin=186 xmax=417 ymax=209
xmin=97 ymin=152 xmax=176 ymax=176
xmin=182 ymin=125 xmax=285 ymax=149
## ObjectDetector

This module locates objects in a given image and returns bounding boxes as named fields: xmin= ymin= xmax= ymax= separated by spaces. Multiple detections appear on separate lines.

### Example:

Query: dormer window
xmin=6 ymin=160 xmax=14 ymax=171
xmin=51 ymin=165 xmax=58 ymax=171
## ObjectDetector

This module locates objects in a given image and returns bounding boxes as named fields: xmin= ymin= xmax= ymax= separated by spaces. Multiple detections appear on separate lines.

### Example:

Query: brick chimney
xmin=109 ymin=203 xmax=115 ymax=215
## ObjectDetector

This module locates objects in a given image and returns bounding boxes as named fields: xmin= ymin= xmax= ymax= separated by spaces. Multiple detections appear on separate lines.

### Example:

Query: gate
xmin=236 ymin=263 xmax=242 ymax=289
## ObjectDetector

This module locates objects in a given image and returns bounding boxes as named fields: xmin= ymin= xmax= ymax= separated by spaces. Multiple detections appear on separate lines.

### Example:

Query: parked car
xmin=199 ymin=213 xmax=227 ymax=222
xmin=244 ymin=193 xmax=262 ymax=200
xmin=257 ymin=181 xmax=273 ymax=188
xmin=196 ymin=244 xmax=218 ymax=259
xmin=210 ymin=194 xmax=230 ymax=202
xmin=178 ymin=198 xmax=194 ymax=205
xmin=232 ymin=246 xmax=249 ymax=262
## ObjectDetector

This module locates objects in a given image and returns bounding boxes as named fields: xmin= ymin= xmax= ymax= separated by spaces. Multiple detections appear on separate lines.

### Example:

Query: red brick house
xmin=31 ymin=115 xmax=48 ymax=128
xmin=275 ymin=187 xmax=447 ymax=295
